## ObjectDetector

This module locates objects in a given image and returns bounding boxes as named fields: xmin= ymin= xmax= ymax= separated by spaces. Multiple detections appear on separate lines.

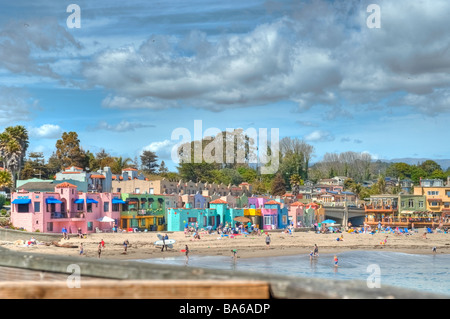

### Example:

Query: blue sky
xmin=1 ymin=0 xmax=449 ymax=171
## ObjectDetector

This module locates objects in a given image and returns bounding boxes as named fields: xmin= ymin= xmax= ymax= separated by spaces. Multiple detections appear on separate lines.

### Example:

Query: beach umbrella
xmin=234 ymin=216 xmax=251 ymax=223
xmin=97 ymin=216 xmax=115 ymax=222
xmin=322 ymin=219 xmax=336 ymax=224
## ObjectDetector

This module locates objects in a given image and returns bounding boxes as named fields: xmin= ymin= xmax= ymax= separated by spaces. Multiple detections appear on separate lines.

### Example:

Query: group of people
xmin=78 ymin=238 xmax=130 ymax=258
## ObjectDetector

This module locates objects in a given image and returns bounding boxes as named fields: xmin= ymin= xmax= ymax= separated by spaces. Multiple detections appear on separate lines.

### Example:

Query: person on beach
xmin=97 ymin=242 xmax=102 ymax=258
xmin=314 ymin=244 xmax=319 ymax=257
xmin=432 ymin=246 xmax=437 ymax=253
xmin=265 ymin=233 xmax=271 ymax=249
xmin=123 ymin=239 xmax=129 ymax=254
xmin=62 ymin=227 xmax=68 ymax=240
xmin=185 ymin=245 xmax=189 ymax=262
xmin=334 ymin=255 xmax=338 ymax=267
xmin=79 ymin=243 xmax=84 ymax=256
xmin=101 ymin=239 xmax=105 ymax=248
xmin=232 ymin=249 xmax=237 ymax=261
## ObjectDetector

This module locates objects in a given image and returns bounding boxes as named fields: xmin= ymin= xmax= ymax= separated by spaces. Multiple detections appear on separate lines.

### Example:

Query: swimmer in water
xmin=334 ymin=255 xmax=338 ymax=267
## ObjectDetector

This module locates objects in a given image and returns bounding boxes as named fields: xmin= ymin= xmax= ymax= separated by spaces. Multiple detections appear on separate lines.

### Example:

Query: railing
xmin=365 ymin=205 xmax=398 ymax=212
xmin=50 ymin=212 xmax=87 ymax=219
xmin=50 ymin=212 xmax=68 ymax=219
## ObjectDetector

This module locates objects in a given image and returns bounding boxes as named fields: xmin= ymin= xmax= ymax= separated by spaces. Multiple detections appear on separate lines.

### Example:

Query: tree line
xmin=1 ymin=125 xmax=449 ymax=197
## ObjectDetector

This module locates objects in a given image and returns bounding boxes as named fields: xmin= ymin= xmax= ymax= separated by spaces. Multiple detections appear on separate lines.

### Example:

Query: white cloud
xmin=28 ymin=124 xmax=62 ymax=139
xmin=304 ymin=130 xmax=335 ymax=143
xmin=92 ymin=120 xmax=154 ymax=132
xmin=80 ymin=0 xmax=450 ymax=117
xmin=141 ymin=139 xmax=175 ymax=160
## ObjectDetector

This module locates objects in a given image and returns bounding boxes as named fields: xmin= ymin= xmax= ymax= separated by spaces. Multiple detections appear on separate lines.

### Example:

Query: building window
xmin=87 ymin=222 xmax=93 ymax=231
xmin=112 ymin=204 xmax=119 ymax=212
xmin=104 ymin=202 xmax=109 ymax=212
xmin=418 ymin=201 xmax=424 ymax=208
xmin=34 ymin=202 xmax=40 ymax=213
xmin=47 ymin=222 xmax=53 ymax=232
xmin=427 ymin=191 xmax=439 ymax=196
xmin=401 ymin=201 xmax=405 ymax=208
xmin=446 ymin=190 xmax=450 ymax=197
xmin=408 ymin=199 xmax=414 ymax=208
xmin=77 ymin=203 xmax=83 ymax=211
xmin=117 ymin=188 xmax=121 ymax=193
xmin=141 ymin=219 xmax=146 ymax=227
xmin=430 ymin=201 xmax=440 ymax=207
xmin=17 ymin=204 xmax=29 ymax=213
xmin=264 ymin=215 xmax=274 ymax=225
xmin=87 ymin=203 xmax=92 ymax=213
xmin=135 ymin=188 xmax=140 ymax=194
xmin=188 ymin=217 xmax=197 ymax=223
xmin=149 ymin=188 xmax=154 ymax=194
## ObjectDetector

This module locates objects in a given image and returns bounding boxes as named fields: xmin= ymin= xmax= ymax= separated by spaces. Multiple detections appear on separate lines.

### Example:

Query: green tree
xmin=386 ymin=162 xmax=412 ymax=179
xmin=111 ymin=156 xmax=133 ymax=174
xmin=0 ymin=125 xmax=29 ymax=191
xmin=419 ymin=160 xmax=442 ymax=176
xmin=55 ymin=132 xmax=87 ymax=169
xmin=410 ymin=167 xmax=427 ymax=184
xmin=140 ymin=150 xmax=159 ymax=174
xmin=158 ymin=160 xmax=169 ymax=175
xmin=237 ymin=166 xmax=258 ymax=183
xmin=271 ymin=173 xmax=286 ymax=196
xmin=45 ymin=152 xmax=63 ymax=178
xmin=0 ymin=169 xmax=12 ymax=189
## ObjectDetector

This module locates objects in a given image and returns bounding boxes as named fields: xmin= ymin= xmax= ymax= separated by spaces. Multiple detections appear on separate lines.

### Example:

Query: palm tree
xmin=112 ymin=156 xmax=133 ymax=174
xmin=0 ymin=126 xmax=29 ymax=192
xmin=0 ymin=169 xmax=12 ymax=190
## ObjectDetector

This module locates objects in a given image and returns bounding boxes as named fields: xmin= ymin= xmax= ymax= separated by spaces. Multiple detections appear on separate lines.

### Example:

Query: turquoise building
xmin=167 ymin=199 xmax=244 ymax=231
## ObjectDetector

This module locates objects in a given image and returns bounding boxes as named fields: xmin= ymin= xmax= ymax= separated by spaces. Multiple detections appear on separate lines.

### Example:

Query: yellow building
xmin=244 ymin=207 xmax=261 ymax=229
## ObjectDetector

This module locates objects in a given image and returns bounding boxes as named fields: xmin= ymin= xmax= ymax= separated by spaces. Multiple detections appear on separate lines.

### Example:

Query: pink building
xmin=289 ymin=201 xmax=305 ymax=227
xmin=10 ymin=182 xmax=123 ymax=234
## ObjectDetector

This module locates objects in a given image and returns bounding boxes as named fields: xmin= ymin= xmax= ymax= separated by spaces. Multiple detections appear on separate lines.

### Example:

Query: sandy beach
xmin=2 ymin=228 xmax=449 ymax=261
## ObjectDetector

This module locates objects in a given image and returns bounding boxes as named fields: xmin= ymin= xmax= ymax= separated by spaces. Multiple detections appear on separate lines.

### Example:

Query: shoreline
xmin=2 ymin=229 xmax=449 ymax=261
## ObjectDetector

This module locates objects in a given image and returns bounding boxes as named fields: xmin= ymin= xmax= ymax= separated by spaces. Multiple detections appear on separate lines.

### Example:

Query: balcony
xmin=364 ymin=205 xmax=398 ymax=213
xmin=121 ymin=209 xmax=164 ymax=217
xmin=50 ymin=212 xmax=86 ymax=220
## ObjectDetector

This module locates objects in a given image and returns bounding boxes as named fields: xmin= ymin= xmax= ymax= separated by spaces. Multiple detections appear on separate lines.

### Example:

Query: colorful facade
xmin=166 ymin=199 xmax=244 ymax=231
xmin=10 ymin=182 xmax=122 ymax=234
xmin=120 ymin=193 xmax=168 ymax=231
xmin=261 ymin=200 xmax=289 ymax=230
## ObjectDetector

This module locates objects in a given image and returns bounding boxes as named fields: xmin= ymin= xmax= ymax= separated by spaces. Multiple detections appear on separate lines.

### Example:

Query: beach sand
xmin=2 ymin=229 xmax=449 ymax=261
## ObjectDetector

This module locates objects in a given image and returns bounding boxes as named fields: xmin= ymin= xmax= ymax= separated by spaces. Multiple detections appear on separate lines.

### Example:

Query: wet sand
xmin=2 ymin=228 xmax=449 ymax=261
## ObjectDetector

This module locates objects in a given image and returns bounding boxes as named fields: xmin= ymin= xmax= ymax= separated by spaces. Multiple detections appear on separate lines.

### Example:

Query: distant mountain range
xmin=380 ymin=158 xmax=450 ymax=170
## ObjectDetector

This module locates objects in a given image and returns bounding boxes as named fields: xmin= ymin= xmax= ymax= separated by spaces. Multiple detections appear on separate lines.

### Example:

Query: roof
xmin=90 ymin=174 xmax=105 ymax=179
xmin=265 ymin=200 xmax=280 ymax=205
xmin=290 ymin=201 xmax=305 ymax=207
xmin=17 ymin=182 xmax=55 ymax=192
xmin=210 ymin=198 xmax=227 ymax=204
xmin=65 ymin=166 xmax=83 ymax=170
xmin=55 ymin=182 xmax=78 ymax=188
xmin=123 ymin=167 xmax=138 ymax=171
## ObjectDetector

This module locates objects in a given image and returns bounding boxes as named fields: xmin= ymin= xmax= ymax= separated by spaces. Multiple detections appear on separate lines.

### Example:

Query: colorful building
xmin=288 ymin=201 xmax=305 ymax=227
xmin=120 ymin=193 xmax=167 ymax=231
xmin=261 ymin=200 xmax=289 ymax=230
xmin=166 ymin=199 xmax=244 ymax=231
xmin=10 ymin=182 xmax=122 ymax=234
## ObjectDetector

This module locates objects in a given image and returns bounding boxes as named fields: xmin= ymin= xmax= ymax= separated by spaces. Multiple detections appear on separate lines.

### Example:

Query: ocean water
xmin=136 ymin=251 xmax=450 ymax=297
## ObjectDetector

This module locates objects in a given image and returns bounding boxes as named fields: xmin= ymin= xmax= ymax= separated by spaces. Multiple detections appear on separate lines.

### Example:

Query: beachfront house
xmin=244 ymin=207 xmax=262 ymax=229
xmin=166 ymin=198 xmax=244 ymax=231
xmin=120 ymin=193 xmax=167 ymax=231
xmin=288 ymin=201 xmax=305 ymax=227
xmin=10 ymin=182 xmax=122 ymax=234
xmin=261 ymin=200 xmax=289 ymax=230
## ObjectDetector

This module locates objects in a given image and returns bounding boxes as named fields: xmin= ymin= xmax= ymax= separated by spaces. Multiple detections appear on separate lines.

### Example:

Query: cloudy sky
xmin=1 ymin=0 xmax=449 ymax=170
